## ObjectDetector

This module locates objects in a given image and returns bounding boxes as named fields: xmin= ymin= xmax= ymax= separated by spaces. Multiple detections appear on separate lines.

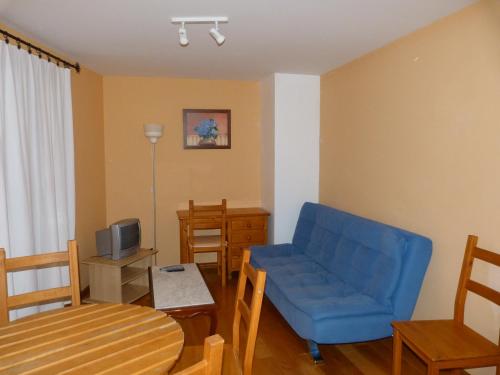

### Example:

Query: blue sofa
xmin=251 ymin=202 xmax=432 ymax=361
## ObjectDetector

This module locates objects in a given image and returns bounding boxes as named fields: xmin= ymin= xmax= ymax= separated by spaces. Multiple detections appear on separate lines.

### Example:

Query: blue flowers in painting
xmin=195 ymin=119 xmax=218 ymax=140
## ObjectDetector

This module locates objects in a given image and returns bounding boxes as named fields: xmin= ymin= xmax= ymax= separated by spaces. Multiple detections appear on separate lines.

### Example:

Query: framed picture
xmin=183 ymin=109 xmax=231 ymax=149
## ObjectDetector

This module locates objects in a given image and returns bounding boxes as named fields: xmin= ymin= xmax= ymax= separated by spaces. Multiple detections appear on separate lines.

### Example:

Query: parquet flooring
xmin=134 ymin=268 xmax=467 ymax=374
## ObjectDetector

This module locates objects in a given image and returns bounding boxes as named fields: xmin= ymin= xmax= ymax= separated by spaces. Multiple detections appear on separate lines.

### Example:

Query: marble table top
xmin=151 ymin=263 xmax=215 ymax=310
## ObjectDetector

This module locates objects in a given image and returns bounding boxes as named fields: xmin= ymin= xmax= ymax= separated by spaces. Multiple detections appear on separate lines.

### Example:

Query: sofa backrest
xmin=292 ymin=203 xmax=432 ymax=317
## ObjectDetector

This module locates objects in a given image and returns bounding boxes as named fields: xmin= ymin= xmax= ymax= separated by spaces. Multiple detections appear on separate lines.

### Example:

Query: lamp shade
xmin=144 ymin=124 xmax=164 ymax=144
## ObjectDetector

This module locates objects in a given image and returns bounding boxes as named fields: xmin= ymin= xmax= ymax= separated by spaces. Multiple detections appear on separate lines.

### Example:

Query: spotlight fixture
xmin=209 ymin=22 xmax=225 ymax=46
xmin=178 ymin=22 xmax=189 ymax=46
xmin=171 ymin=17 xmax=228 ymax=46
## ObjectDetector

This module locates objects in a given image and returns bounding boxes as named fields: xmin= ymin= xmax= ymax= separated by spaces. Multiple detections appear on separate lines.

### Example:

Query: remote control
xmin=160 ymin=265 xmax=185 ymax=272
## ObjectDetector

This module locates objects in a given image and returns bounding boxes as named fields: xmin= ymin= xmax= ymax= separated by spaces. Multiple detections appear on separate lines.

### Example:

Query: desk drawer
xmin=231 ymin=217 xmax=266 ymax=231
xmin=230 ymin=230 xmax=265 ymax=244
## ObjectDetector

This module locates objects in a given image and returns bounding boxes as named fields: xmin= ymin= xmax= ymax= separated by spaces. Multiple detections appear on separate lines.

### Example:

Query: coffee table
xmin=150 ymin=263 xmax=217 ymax=335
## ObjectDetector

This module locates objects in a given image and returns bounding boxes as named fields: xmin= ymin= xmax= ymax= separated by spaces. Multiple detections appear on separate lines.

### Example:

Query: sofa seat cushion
xmin=252 ymin=247 xmax=396 ymax=343
xmin=253 ymin=248 xmax=392 ymax=320
xmin=264 ymin=265 xmax=391 ymax=321
xmin=282 ymin=286 xmax=392 ymax=320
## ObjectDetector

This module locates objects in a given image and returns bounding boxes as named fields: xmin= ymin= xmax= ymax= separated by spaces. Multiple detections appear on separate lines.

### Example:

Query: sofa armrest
xmin=392 ymin=236 xmax=432 ymax=320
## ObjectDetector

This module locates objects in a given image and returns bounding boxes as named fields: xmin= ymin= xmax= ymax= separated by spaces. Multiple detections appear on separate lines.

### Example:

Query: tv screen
xmin=119 ymin=222 xmax=140 ymax=250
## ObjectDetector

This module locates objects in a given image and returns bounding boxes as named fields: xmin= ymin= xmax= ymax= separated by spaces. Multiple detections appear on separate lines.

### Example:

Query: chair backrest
xmin=454 ymin=235 xmax=500 ymax=325
xmin=232 ymin=249 xmax=266 ymax=375
xmin=188 ymin=199 xmax=227 ymax=244
xmin=175 ymin=334 xmax=224 ymax=375
xmin=0 ymin=240 xmax=81 ymax=324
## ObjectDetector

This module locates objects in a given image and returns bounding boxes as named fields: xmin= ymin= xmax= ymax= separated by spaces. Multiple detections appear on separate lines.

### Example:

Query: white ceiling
xmin=0 ymin=0 xmax=476 ymax=80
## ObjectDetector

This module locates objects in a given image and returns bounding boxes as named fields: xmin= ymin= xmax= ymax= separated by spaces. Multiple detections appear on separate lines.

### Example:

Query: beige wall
xmin=102 ymin=76 xmax=261 ymax=265
xmin=72 ymin=68 xmax=106 ymax=288
xmin=320 ymin=0 xmax=500 ymax=354
xmin=0 ymin=23 xmax=107 ymax=288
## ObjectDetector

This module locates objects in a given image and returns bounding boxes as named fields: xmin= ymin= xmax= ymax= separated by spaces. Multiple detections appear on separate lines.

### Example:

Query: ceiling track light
xmin=171 ymin=17 xmax=228 ymax=47
xmin=209 ymin=21 xmax=225 ymax=46
xmin=178 ymin=22 xmax=189 ymax=46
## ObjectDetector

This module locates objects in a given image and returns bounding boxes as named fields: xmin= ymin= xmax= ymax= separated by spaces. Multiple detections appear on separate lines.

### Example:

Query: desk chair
xmin=188 ymin=199 xmax=227 ymax=287
xmin=0 ymin=240 xmax=80 ymax=324
xmin=175 ymin=334 xmax=224 ymax=375
xmin=392 ymin=235 xmax=500 ymax=375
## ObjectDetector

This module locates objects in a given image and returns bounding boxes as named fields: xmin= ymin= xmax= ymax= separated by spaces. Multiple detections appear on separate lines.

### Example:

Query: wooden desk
xmin=0 ymin=303 xmax=183 ymax=374
xmin=177 ymin=207 xmax=270 ymax=274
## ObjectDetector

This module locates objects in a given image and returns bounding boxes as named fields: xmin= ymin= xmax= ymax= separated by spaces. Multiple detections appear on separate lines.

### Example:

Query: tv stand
xmin=82 ymin=248 xmax=158 ymax=303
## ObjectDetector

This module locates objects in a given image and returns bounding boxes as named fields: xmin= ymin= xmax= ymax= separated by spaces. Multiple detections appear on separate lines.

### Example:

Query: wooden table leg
xmin=209 ymin=306 xmax=218 ymax=335
xmin=162 ymin=304 xmax=218 ymax=336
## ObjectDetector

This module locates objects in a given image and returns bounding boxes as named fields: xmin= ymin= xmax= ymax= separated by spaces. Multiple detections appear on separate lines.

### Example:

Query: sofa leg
xmin=307 ymin=340 xmax=324 ymax=364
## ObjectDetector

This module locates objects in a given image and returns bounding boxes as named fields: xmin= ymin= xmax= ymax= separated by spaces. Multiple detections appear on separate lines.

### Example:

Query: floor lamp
xmin=144 ymin=124 xmax=164 ymax=265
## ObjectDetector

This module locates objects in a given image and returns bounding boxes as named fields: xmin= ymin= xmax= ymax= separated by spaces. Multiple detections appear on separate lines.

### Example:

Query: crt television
xmin=96 ymin=218 xmax=141 ymax=260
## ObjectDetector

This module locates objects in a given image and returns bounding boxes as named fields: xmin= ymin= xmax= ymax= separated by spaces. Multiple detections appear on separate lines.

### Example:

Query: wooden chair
xmin=175 ymin=334 xmax=224 ymax=375
xmin=227 ymin=248 xmax=267 ymax=375
xmin=188 ymin=199 xmax=228 ymax=287
xmin=0 ymin=240 xmax=81 ymax=324
xmin=392 ymin=235 xmax=500 ymax=375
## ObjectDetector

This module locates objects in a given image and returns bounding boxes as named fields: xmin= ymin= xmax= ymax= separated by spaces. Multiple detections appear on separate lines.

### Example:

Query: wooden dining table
xmin=0 ymin=303 xmax=184 ymax=374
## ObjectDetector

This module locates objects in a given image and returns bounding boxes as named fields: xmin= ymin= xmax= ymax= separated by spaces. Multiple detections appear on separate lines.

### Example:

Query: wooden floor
xmin=134 ymin=268 xmax=466 ymax=375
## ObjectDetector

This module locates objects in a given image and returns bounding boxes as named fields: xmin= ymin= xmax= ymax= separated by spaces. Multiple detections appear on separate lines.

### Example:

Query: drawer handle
xmin=246 ymin=223 xmax=252 ymax=228
xmin=246 ymin=235 xmax=251 ymax=241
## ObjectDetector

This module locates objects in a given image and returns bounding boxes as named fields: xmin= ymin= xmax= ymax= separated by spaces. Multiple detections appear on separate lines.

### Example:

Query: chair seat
xmin=190 ymin=235 xmax=225 ymax=248
xmin=393 ymin=320 xmax=500 ymax=363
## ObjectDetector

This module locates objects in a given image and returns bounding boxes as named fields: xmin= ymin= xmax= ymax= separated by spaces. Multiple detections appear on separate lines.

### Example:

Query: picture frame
xmin=183 ymin=109 xmax=231 ymax=149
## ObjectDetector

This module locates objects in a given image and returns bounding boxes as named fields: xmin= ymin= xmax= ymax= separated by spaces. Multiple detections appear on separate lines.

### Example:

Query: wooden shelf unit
xmin=82 ymin=248 xmax=157 ymax=303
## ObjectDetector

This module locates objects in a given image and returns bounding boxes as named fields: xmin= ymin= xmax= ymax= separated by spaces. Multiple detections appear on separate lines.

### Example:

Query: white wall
xmin=260 ymin=75 xmax=276 ymax=243
xmin=260 ymin=73 xmax=320 ymax=244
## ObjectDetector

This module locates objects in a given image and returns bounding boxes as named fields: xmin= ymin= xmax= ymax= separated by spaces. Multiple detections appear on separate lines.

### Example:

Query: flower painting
xmin=183 ymin=109 xmax=231 ymax=149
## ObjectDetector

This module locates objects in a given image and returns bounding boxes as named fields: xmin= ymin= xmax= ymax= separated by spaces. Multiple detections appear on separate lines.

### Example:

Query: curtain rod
xmin=1 ymin=28 xmax=80 ymax=73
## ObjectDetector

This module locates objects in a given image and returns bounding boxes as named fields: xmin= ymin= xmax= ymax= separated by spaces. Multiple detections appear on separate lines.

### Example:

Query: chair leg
xmin=221 ymin=248 xmax=226 ymax=287
xmin=392 ymin=329 xmax=403 ymax=375
xmin=392 ymin=329 xmax=402 ymax=375
xmin=216 ymin=252 xmax=221 ymax=276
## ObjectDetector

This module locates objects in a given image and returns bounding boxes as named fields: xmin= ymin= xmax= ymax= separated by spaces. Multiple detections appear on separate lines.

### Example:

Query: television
xmin=96 ymin=218 xmax=141 ymax=260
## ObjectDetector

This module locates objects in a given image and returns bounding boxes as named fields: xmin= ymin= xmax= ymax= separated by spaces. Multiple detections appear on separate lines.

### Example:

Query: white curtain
xmin=0 ymin=42 xmax=75 ymax=320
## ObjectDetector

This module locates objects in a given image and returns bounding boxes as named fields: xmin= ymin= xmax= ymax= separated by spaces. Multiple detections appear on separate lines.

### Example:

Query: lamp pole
xmin=144 ymin=124 xmax=164 ymax=265
xmin=152 ymin=142 xmax=158 ymax=253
